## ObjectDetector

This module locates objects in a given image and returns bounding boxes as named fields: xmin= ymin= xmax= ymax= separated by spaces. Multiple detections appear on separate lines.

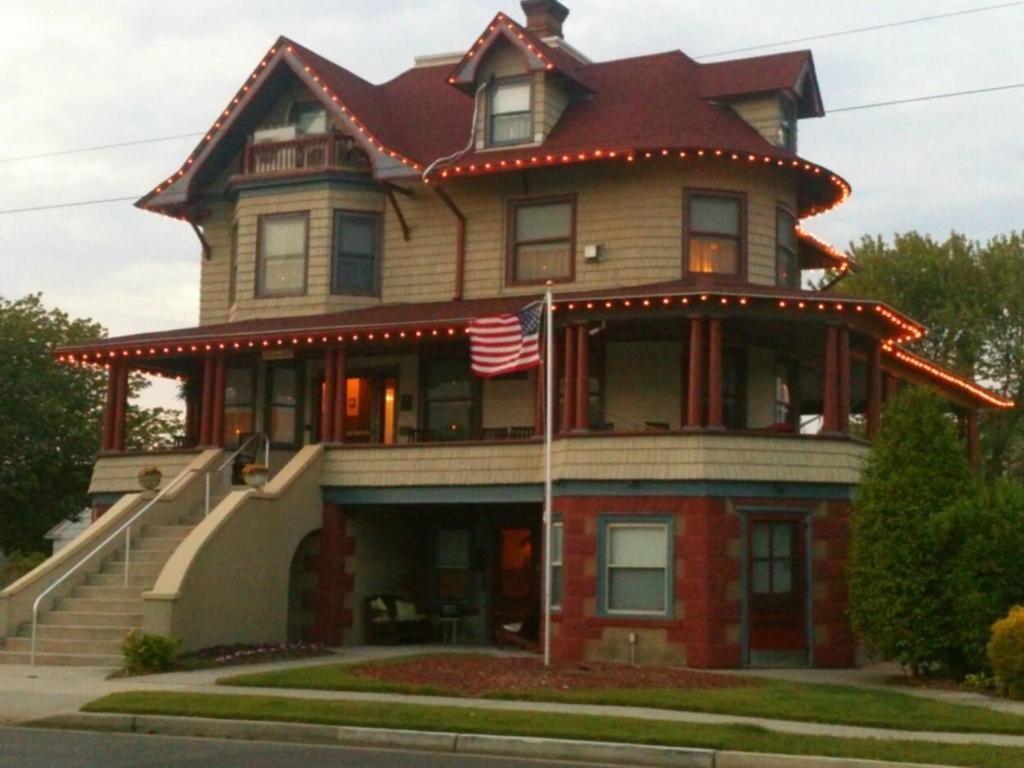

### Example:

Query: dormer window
xmin=779 ymin=96 xmax=797 ymax=152
xmin=488 ymin=79 xmax=533 ymax=146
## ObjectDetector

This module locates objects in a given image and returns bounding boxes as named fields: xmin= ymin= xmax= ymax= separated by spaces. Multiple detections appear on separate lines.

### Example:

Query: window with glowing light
xmin=508 ymin=197 xmax=574 ymax=285
xmin=488 ymin=79 xmax=532 ymax=146
xmin=423 ymin=356 xmax=477 ymax=441
xmin=332 ymin=211 xmax=380 ymax=295
xmin=776 ymin=207 xmax=799 ymax=288
xmin=685 ymin=193 xmax=743 ymax=277
xmin=257 ymin=213 xmax=307 ymax=297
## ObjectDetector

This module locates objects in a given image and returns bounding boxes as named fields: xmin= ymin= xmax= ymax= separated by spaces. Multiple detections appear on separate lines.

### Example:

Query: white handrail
xmin=204 ymin=433 xmax=270 ymax=517
xmin=29 ymin=466 xmax=194 ymax=666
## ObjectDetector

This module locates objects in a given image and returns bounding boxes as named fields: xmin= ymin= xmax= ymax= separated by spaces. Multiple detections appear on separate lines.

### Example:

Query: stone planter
xmin=138 ymin=470 xmax=162 ymax=491
xmin=242 ymin=468 xmax=268 ymax=489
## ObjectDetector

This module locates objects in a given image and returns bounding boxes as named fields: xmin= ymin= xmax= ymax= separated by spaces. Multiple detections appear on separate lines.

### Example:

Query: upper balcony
xmin=238 ymin=129 xmax=371 ymax=181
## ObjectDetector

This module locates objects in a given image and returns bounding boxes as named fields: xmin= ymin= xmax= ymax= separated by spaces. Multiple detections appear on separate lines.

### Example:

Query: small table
xmin=434 ymin=616 xmax=463 ymax=644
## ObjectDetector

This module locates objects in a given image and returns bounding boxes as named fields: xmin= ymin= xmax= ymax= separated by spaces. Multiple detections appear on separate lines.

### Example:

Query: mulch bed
xmin=349 ymin=654 xmax=756 ymax=696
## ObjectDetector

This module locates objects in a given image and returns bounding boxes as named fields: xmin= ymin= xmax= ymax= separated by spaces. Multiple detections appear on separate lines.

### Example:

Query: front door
xmin=748 ymin=517 xmax=807 ymax=664
xmin=491 ymin=524 xmax=539 ymax=643
xmin=341 ymin=371 xmax=398 ymax=444
xmin=265 ymin=360 xmax=303 ymax=448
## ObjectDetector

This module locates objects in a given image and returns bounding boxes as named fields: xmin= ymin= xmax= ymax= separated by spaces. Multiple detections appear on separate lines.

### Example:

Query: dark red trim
xmin=822 ymin=326 xmax=838 ymax=434
xmin=102 ymin=365 xmax=118 ymax=452
xmin=322 ymin=348 xmax=338 ymax=442
xmin=707 ymin=318 xmax=724 ymax=430
xmin=562 ymin=325 xmax=576 ymax=434
xmin=574 ymin=324 xmax=589 ymax=431
xmin=332 ymin=346 xmax=347 ymax=443
xmin=211 ymin=355 xmax=226 ymax=448
xmin=686 ymin=317 xmax=704 ymax=429
xmin=199 ymin=356 xmax=214 ymax=446
xmin=111 ymin=362 xmax=129 ymax=453
xmin=837 ymin=327 xmax=850 ymax=434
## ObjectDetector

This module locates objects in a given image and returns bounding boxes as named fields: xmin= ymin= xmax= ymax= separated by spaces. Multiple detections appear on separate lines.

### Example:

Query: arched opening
xmin=288 ymin=530 xmax=321 ymax=642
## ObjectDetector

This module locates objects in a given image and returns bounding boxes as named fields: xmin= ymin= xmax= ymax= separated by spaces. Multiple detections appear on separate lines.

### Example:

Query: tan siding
xmin=320 ymin=434 xmax=868 ymax=487
xmin=604 ymin=341 xmax=683 ymax=430
xmin=482 ymin=372 xmax=536 ymax=429
xmin=88 ymin=452 xmax=201 ymax=495
xmin=745 ymin=347 xmax=778 ymax=429
xmin=729 ymin=94 xmax=783 ymax=147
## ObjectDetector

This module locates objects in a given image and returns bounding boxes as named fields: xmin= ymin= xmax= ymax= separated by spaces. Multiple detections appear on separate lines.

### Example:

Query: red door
xmin=748 ymin=519 xmax=806 ymax=653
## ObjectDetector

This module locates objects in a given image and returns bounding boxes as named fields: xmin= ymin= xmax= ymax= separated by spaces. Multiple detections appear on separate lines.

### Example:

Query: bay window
xmin=685 ymin=192 xmax=744 ymax=277
xmin=776 ymin=207 xmax=799 ymax=288
xmin=257 ymin=213 xmax=307 ymax=297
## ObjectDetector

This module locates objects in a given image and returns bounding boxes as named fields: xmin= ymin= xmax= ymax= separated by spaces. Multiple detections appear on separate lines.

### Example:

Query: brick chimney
xmin=521 ymin=0 xmax=569 ymax=38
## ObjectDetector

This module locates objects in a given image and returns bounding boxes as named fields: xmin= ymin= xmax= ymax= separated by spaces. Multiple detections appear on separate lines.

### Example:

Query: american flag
xmin=468 ymin=302 xmax=543 ymax=377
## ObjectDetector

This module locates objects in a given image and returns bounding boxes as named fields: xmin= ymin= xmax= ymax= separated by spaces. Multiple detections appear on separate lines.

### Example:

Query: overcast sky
xmin=2 ymin=0 xmax=1022 ymax=410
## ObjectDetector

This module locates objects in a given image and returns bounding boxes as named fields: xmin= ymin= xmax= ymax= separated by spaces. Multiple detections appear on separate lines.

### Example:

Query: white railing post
xmin=123 ymin=529 xmax=131 ymax=587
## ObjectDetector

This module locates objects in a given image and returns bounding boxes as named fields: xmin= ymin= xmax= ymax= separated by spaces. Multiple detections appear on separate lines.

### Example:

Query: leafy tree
xmin=848 ymin=387 xmax=975 ymax=676
xmin=828 ymin=231 xmax=1023 ymax=477
xmin=0 ymin=294 xmax=182 ymax=554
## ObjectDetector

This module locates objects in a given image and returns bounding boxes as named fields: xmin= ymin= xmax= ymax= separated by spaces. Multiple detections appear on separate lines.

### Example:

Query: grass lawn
xmin=85 ymin=690 xmax=1024 ymax=768
xmin=216 ymin=654 xmax=1024 ymax=736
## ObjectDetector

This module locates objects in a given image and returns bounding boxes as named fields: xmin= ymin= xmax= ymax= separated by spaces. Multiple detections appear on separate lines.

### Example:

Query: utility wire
xmin=0 ymin=132 xmax=203 ymax=164
xmin=694 ymin=0 xmax=1024 ymax=58
xmin=830 ymin=82 xmax=1024 ymax=112
xmin=1 ymin=79 xmax=1022 ymax=216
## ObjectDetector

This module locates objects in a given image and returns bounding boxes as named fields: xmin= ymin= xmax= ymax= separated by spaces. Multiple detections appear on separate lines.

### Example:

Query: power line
xmin=0 ymin=197 xmax=140 ymax=216
xmin=830 ymin=82 xmax=1024 ymax=112
xmin=694 ymin=1 xmax=1024 ymax=58
xmin=1 ymin=79 xmax=1021 ymax=216
xmin=0 ymin=133 xmax=203 ymax=164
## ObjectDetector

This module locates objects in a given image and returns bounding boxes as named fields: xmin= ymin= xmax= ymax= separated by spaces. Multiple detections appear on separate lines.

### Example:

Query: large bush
xmin=936 ymin=481 xmax=1024 ymax=673
xmin=848 ymin=387 xmax=974 ymax=676
xmin=122 ymin=630 xmax=181 ymax=674
xmin=988 ymin=606 xmax=1024 ymax=698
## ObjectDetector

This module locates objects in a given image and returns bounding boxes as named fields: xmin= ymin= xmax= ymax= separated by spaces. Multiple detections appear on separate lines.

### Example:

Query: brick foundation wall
xmin=552 ymin=493 xmax=854 ymax=669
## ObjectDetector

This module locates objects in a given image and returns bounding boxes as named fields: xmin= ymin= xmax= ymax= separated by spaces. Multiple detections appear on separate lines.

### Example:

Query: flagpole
xmin=542 ymin=287 xmax=554 ymax=668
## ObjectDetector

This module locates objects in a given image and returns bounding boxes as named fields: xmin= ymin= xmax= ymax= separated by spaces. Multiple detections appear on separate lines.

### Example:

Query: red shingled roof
xmin=700 ymin=50 xmax=822 ymax=116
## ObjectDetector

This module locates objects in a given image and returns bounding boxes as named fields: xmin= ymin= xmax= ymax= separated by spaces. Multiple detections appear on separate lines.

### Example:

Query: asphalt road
xmin=0 ymin=727 xmax=622 ymax=767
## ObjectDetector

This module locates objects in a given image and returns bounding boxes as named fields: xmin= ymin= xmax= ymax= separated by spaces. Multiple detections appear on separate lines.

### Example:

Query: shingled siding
xmin=728 ymin=94 xmax=785 ymax=149
xmin=197 ymin=160 xmax=797 ymax=323
xmin=87 ymin=451 xmax=202 ymax=495
xmin=320 ymin=434 xmax=867 ymax=488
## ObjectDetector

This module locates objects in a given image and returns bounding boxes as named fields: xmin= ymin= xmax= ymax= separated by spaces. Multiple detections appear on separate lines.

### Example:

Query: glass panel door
xmin=266 ymin=361 xmax=302 ymax=448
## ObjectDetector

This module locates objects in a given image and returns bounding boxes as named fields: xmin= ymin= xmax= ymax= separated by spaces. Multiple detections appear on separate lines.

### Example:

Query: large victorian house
xmin=1 ymin=1 xmax=1012 ymax=667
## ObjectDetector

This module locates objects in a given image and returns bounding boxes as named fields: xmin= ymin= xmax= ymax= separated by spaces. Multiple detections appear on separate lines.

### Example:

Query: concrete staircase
xmin=0 ymin=514 xmax=204 ymax=666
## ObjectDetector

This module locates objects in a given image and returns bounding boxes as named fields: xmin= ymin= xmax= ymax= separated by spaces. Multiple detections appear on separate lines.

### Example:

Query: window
xmin=289 ymin=101 xmax=328 ymax=135
xmin=332 ymin=212 xmax=379 ymax=295
xmin=423 ymin=357 xmax=477 ymax=441
xmin=508 ymin=198 xmax=574 ymax=285
xmin=223 ymin=363 xmax=255 ymax=447
xmin=550 ymin=522 xmax=563 ymax=609
xmin=751 ymin=521 xmax=796 ymax=596
xmin=776 ymin=208 xmax=798 ymax=288
xmin=228 ymin=223 xmax=238 ymax=307
xmin=779 ymin=96 xmax=797 ymax=152
xmin=257 ymin=213 xmax=307 ymax=297
xmin=773 ymin=359 xmax=799 ymax=429
xmin=267 ymin=362 xmax=301 ymax=447
xmin=686 ymin=193 xmax=743 ymax=276
xmin=435 ymin=528 xmax=471 ymax=602
xmin=488 ymin=79 xmax=532 ymax=146
xmin=603 ymin=521 xmax=670 ymax=615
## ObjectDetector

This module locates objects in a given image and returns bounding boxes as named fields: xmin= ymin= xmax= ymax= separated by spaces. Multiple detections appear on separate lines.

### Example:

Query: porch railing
xmin=243 ymin=131 xmax=370 ymax=176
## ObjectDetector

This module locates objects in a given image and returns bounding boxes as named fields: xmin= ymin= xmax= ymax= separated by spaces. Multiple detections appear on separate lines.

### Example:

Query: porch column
xmin=533 ymin=357 xmax=544 ymax=437
xmin=561 ymin=325 xmax=576 ymax=434
xmin=706 ymin=317 xmax=724 ymax=430
xmin=884 ymin=372 xmax=901 ymax=403
xmin=199 ymin=356 xmax=215 ymax=446
xmin=837 ymin=326 xmax=851 ymax=434
xmin=111 ymin=361 xmax=130 ymax=453
xmin=210 ymin=354 xmax=226 ymax=448
xmin=965 ymin=410 xmax=982 ymax=471
xmin=332 ymin=345 xmax=347 ymax=443
xmin=313 ymin=501 xmax=351 ymax=646
xmin=321 ymin=348 xmax=338 ymax=443
xmin=685 ymin=316 xmax=704 ymax=429
xmin=821 ymin=326 xmax=839 ymax=433
xmin=184 ymin=379 xmax=199 ymax=448
xmin=574 ymin=324 xmax=589 ymax=431
xmin=866 ymin=340 xmax=882 ymax=440
xmin=101 ymin=364 xmax=118 ymax=452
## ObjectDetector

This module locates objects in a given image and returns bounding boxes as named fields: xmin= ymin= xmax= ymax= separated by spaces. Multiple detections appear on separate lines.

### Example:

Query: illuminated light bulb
xmin=643 ymin=299 xmax=651 ymax=307
xmin=623 ymin=300 xmax=631 ymax=307
xmin=700 ymin=295 xmax=708 ymax=302
xmin=798 ymin=302 xmax=806 ymax=309
xmin=605 ymin=301 xmax=613 ymax=308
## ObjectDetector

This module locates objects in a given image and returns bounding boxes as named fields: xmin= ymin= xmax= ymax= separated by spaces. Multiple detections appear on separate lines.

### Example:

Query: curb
xmin=26 ymin=713 xmax=952 ymax=768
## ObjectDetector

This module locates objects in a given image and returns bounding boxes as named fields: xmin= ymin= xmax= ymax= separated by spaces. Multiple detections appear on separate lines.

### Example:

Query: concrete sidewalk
xmin=3 ymin=648 xmax=1024 ymax=750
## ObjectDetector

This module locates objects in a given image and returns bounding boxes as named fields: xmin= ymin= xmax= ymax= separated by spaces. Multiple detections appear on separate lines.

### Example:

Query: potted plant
xmin=137 ymin=466 xmax=162 ymax=491
xmin=241 ymin=463 xmax=269 ymax=489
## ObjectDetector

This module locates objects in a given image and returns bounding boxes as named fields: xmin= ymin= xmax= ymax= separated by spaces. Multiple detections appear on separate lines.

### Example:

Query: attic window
xmin=488 ymin=79 xmax=532 ymax=146
xmin=289 ymin=102 xmax=328 ymax=135
xmin=779 ymin=96 xmax=797 ymax=152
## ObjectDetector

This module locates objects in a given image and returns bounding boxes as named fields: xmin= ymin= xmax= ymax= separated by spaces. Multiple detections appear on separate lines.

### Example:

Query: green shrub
xmin=0 ymin=550 xmax=48 ymax=588
xmin=122 ymin=630 xmax=181 ymax=674
xmin=988 ymin=606 xmax=1024 ymax=698
xmin=848 ymin=388 xmax=975 ymax=676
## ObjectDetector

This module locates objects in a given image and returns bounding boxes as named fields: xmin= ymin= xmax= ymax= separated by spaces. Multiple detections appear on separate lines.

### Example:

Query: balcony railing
xmin=242 ymin=131 xmax=371 ymax=177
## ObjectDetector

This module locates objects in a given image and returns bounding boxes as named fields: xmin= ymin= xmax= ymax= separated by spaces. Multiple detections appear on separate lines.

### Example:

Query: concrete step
xmin=107 ymin=548 xmax=167 ymax=563
xmin=22 ymin=624 xmax=135 ymax=642
xmin=0 ymin=650 xmax=121 ymax=667
xmin=40 ymin=611 xmax=142 ymax=628
xmin=3 ymin=636 xmax=123 ymax=655
xmin=71 ymin=586 xmax=141 ymax=601
xmin=56 ymin=597 xmax=140 ymax=614
xmin=101 ymin=560 xmax=163 ymax=577
xmin=85 ymin=572 xmax=155 ymax=588
xmin=133 ymin=537 xmax=186 ymax=553
xmin=139 ymin=525 xmax=193 ymax=539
